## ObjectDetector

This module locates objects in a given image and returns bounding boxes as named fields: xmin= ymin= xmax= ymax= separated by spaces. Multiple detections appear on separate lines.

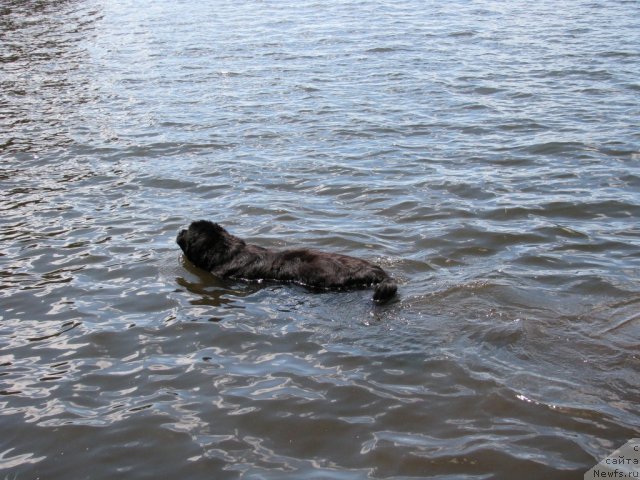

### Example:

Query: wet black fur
xmin=177 ymin=220 xmax=397 ymax=303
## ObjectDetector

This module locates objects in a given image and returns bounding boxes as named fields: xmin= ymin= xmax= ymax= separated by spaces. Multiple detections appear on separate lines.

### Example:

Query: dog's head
xmin=177 ymin=220 xmax=245 ymax=270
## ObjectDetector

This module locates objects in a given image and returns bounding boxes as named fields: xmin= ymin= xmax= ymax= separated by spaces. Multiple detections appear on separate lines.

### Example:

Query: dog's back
xmin=270 ymin=248 xmax=397 ymax=302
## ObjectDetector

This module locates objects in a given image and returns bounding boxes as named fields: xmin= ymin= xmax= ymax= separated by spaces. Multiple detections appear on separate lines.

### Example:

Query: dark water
xmin=1 ymin=0 xmax=639 ymax=478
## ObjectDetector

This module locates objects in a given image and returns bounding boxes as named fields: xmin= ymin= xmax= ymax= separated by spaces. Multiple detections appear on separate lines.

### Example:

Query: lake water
xmin=1 ymin=0 xmax=639 ymax=478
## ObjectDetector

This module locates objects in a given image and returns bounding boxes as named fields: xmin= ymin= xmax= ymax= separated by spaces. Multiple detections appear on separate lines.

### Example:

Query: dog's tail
xmin=373 ymin=278 xmax=397 ymax=304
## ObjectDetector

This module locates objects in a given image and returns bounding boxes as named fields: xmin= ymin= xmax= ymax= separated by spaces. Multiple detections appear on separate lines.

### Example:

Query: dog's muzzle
xmin=176 ymin=229 xmax=187 ymax=250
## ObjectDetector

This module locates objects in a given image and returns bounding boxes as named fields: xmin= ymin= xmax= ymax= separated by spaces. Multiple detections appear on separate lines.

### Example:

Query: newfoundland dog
xmin=177 ymin=220 xmax=397 ymax=303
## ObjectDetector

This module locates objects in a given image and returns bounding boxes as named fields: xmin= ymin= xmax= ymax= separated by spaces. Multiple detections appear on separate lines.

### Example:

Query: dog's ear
xmin=189 ymin=220 xmax=226 ymax=239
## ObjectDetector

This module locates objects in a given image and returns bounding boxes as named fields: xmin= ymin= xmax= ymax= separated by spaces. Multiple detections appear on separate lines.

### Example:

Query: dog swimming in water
xmin=177 ymin=220 xmax=397 ymax=303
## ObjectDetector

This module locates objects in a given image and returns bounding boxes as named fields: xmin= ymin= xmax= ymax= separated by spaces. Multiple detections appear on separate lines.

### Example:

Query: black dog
xmin=177 ymin=220 xmax=397 ymax=303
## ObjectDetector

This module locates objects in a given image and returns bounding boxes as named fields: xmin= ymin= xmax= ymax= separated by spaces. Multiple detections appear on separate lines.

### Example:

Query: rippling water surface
xmin=1 ymin=0 xmax=639 ymax=478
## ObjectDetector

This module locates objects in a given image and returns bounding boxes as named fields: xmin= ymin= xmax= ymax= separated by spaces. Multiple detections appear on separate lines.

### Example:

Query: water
xmin=1 ymin=0 xmax=639 ymax=478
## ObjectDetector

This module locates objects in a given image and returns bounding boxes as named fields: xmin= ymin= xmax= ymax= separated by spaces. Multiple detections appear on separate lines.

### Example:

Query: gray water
xmin=1 ymin=0 xmax=639 ymax=478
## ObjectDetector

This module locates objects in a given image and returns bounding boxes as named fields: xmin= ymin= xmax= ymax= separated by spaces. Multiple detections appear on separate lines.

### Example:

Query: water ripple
xmin=2 ymin=0 xmax=640 ymax=478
